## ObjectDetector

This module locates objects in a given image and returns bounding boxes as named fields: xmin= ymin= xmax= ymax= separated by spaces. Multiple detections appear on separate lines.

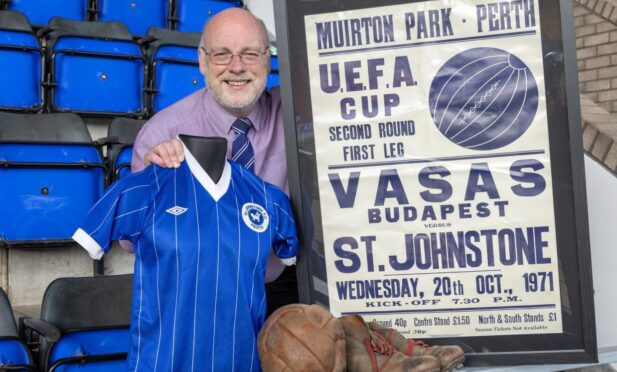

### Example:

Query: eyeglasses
xmin=201 ymin=47 xmax=268 ymax=65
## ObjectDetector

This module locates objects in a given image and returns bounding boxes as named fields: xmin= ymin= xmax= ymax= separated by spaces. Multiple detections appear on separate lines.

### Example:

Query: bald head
xmin=197 ymin=7 xmax=271 ymax=117
xmin=200 ymin=8 xmax=269 ymax=51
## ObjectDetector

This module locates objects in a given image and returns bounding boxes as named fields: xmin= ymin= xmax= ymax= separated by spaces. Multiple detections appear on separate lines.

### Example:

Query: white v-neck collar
xmin=182 ymin=141 xmax=231 ymax=202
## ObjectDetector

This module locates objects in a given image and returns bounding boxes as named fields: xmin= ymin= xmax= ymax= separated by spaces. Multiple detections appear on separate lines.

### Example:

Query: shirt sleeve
xmin=269 ymin=185 xmax=298 ymax=266
xmin=72 ymin=169 xmax=153 ymax=260
xmin=131 ymin=117 xmax=167 ymax=173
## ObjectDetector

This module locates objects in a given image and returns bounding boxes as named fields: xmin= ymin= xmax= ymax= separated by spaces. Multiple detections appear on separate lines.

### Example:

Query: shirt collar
xmin=203 ymin=89 xmax=264 ymax=134
xmin=181 ymin=139 xmax=231 ymax=202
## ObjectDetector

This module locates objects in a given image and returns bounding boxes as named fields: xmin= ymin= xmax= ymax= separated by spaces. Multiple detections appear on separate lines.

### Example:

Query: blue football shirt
xmin=72 ymin=146 xmax=298 ymax=372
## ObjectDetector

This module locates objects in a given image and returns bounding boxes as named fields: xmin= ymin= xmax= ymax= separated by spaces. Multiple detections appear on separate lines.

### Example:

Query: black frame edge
xmin=274 ymin=0 xmax=314 ymax=305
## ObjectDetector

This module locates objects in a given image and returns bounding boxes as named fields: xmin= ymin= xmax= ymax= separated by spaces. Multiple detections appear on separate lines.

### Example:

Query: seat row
xmin=1 ymin=274 xmax=132 ymax=371
xmin=0 ymin=112 xmax=145 ymax=247
xmin=0 ymin=13 xmax=280 ymax=117
xmin=1 ymin=0 xmax=241 ymax=35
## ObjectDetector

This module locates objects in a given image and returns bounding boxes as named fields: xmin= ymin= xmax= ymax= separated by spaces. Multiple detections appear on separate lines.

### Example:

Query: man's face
xmin=199 ymin=14 xmax=270 ymax=117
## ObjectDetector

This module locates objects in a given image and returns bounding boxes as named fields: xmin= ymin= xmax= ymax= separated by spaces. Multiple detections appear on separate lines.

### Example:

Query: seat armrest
xmin=21 ymin=317 xmax=61 ymax=343
xmin=93 ymin=136 xmax=120 ymax=147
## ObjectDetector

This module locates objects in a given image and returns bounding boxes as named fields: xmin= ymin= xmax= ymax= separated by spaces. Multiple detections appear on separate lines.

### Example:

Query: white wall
xmin=244 ymin=0 xmax=276 ymax=39
xmin=585 ymin=155 xmax=617 ymax=348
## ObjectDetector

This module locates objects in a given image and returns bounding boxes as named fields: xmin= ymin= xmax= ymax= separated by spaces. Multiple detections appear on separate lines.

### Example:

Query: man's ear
xmin=266 ymin=54 xmax=271 ymax=74
xmin=198 ymin=48 xmax=208 ymax=76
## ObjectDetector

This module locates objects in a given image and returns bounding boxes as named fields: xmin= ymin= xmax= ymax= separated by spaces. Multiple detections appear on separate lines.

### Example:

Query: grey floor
xmin=567 ymin=365 xmax=617 ymax=372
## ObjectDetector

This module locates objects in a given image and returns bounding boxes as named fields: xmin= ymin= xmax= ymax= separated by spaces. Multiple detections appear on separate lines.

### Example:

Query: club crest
xmin=242 ymin=203 xmax=269 ymax=232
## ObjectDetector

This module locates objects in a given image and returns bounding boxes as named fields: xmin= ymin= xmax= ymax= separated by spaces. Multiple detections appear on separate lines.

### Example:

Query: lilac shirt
xmin=131 ymin=87 xmax=289 ymax=281
xmin=133 ymin=87 xmax=288 ymax=192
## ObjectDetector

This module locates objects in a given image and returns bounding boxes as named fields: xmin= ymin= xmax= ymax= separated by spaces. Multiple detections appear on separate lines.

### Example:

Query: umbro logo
xmin=166 ymin=206 xmax=188 ymax=216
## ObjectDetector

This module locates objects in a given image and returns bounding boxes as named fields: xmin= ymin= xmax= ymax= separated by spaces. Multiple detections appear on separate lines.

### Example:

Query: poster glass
xmin=275 ymin=0 xmax=596 ymax=365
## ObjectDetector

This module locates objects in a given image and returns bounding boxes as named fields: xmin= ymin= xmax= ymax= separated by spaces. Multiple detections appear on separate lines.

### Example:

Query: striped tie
xmin=231 ymin=117 xmax=255 ymax=172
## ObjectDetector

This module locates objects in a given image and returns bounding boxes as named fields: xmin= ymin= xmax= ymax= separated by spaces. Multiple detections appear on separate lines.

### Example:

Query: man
xmin=131 ymin=8 xmax=297 ymax=315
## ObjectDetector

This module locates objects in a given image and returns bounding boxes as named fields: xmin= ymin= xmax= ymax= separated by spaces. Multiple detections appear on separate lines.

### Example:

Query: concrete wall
xmin=4 ymin=245 xmax=134 ymax=308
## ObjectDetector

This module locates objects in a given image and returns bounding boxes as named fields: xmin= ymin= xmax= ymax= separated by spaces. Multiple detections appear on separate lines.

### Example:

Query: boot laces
xmin=370 ymin=331 xmax=395 ymax=356
xmin=412 ymin=339 xmax=430 ymax=348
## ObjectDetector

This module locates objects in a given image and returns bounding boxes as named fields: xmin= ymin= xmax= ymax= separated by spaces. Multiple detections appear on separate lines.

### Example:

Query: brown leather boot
xmin=367 ymin=321 xmax=465 ymax=372
xmin=339 ymin=315 xmax=441 ymax=372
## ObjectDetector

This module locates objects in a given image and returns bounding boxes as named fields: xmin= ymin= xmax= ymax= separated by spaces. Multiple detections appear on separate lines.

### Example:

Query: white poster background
xmin=305 ymin=0 xmax=563 ymax=337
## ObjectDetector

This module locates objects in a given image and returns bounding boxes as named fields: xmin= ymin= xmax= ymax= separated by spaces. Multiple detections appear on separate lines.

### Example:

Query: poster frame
xmin=274 ymin=0 xmax=597 ymax=365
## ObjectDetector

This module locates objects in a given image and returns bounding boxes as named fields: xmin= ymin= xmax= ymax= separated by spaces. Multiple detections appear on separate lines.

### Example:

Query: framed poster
xmin=274 ymin=0 xmax=597 ymax=365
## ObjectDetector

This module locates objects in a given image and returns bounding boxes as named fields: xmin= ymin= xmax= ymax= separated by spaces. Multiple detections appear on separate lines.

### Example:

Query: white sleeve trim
xmin=72 ymin=228 xmax=105 ymax=260
xmin=281 ymin=256 xmax=297 ymax=266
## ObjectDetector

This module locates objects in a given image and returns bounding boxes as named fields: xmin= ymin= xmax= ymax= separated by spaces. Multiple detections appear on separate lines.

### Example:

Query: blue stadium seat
xmin=173 ymin=0 xmax=241 ymax=32
xmin=95 ymin=0 xmax=169 ymax=37
xmin=0 ymin=112 xmax=105 ymax=246
xmin=42 ymin=17 xmax=145 ymax=116
xmin=1 ymin=0 xmax=88 ymax=26
xmin=104 ymin=117 xmax=145 ymax=181
xmin=0 ymin=11 xmax=43 ymax=112
xmin=143 ymin=27 xmax=203 ymax=114
xmin=0 ymin=288 xmax=35 ymax=371
xmin=21 ymin=275 xmax=132 ymax=372
xmin=267 ymin=53 xmax=279 ymax=89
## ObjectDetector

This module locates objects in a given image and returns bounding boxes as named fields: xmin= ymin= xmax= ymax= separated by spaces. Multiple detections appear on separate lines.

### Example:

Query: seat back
xmin=144 ymin=27 xmax=203 ymax=114
xmin=267 ymin=54 xmax=279 ymax=89
xmin=47 ymin=329 xmax=129 ymax=371
xmin=43 ymin=17 xmax=145 ymax=116
xmin=174 ymin=0 xmax=241 ymax=32
xmin=0 ymin=289 xmax=17 ymax=338
xmin=0 ymin=288 xmax=35 ymax=371
xmin=96 ymin=0 xmax=169 ymax=36
xmin=39 ymin=275 xmax=133 ymax=371
xmin=0 ymin=11 xmax=43 ymax=112
xmin=106 ymin=117 xmax=146 ymax=181
xmin=3 ymin=0 xmax=87 ymax=26
xmin=0 ymin=112 xmax=105 ymax=246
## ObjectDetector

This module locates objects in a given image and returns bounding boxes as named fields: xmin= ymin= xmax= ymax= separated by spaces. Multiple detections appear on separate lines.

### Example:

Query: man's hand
xmin=144 ymin=139 xmax=184 ymax=168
